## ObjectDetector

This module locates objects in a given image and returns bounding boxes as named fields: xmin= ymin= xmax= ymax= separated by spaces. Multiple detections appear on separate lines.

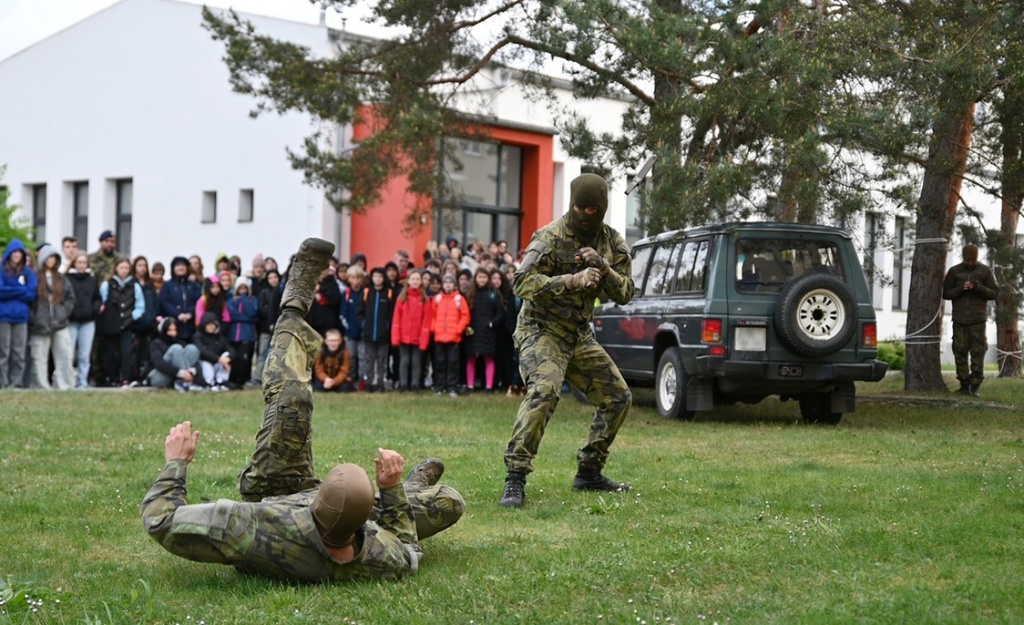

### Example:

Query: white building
xmin=1 ymin=0 xmax=1019 ymax=363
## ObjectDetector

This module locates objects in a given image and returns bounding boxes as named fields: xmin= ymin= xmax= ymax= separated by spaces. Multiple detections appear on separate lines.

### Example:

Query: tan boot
xmin=281 ymin=238 xmax=335 ymax=315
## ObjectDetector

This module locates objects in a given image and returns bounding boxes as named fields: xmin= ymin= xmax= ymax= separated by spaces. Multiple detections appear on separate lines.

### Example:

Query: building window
xmin=202 ymin=191 xmax=217 ymax=223
xmin=625 ymin=175 xmax=649 ymax=248
xmin=73 ymin=182 xmax=89 ymax=246
xmin=31 ymin=184 xmax=47 ymax=245
xmin=863 ymin=212 xmax=880 ymax=307
xmin=892 ymin=216 xmax=906 ymax=311
xmin=115 ymin=179 xmax=133 ymax=255
xmin=437 ymin=139 xmax=523 ymax=254
xmin=239 ymin=189 xmax=254 ymax=222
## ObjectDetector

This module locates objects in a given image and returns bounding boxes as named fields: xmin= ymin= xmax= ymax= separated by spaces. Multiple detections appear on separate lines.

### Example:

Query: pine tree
xmin=0 ymin=166 xmax=34 ymax=250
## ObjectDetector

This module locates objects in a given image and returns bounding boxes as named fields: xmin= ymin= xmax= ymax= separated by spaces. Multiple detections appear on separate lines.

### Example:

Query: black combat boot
xmin=281 ymin=238 xmax=335 ymax=315
xmin=498 ymin=471 xmax=527 ymax=508
xmin=405 ymin=458 xmax=444 ymax=490
xmin=957 ymin=381 xmax=971 ymax=395
xmin=969 ymin=382 xmax=981 ymax=397
xmin=572 ymin=469 xmax=631 ymax=492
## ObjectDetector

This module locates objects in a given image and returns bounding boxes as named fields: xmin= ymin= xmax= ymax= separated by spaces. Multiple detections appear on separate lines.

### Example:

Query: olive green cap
xmin=312 ymin=463 xmax=374 ymax=548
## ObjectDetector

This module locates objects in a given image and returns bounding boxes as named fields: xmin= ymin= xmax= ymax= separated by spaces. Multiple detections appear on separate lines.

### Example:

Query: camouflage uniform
xmin=504 ymin=212 xmax=635 ymax=475
xmin=942 ymin=257 xmax=998 ymax=388
xmin=89 ymin=250 xmax=118 ymax=285
xmin=141 ymin=310 xmax=465 ymax=582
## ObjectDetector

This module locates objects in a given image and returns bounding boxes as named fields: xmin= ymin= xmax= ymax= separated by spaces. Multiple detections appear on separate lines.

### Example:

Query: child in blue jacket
xmin=226 ymin=279 xmax=258 ymax=388
xmin=0 ymin=239 xmax=37 ymax=388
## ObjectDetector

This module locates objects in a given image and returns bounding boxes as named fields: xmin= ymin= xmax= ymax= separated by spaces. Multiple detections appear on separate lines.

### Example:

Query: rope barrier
xmin=894 ymin=304 xmax=944 ymax=345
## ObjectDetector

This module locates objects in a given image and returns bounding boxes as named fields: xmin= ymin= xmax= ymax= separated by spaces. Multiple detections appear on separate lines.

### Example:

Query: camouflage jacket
xmin=140 ymin=460 xmax=421 ymax=582
xmin=942 ymin=261 xmax=998 ymax=325
xmin=89 ymin=250 xmax=118 ymax=285
xmin=513 ymin=213 xmax=634 ymax=344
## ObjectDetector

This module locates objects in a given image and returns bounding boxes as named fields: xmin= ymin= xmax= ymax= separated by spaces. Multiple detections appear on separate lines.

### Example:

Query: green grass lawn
xmin=2 ymin=374 xmax=1023 ymax=624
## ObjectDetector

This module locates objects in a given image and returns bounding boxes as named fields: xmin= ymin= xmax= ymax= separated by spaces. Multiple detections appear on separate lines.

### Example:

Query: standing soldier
xmin=942 ymin=243 xmax=998 ymax=396
xmin=89 ymin=230 xmax=118 ymax=284
xmin=499 ymin=173 xmax=636 ymax=509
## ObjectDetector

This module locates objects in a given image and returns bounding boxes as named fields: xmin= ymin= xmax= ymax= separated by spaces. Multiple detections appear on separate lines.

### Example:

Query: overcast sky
xmin=0 ymin=0 xmax=353 ymax=62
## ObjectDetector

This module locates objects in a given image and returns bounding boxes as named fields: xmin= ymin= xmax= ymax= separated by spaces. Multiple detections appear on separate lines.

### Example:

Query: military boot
xmin=969 ymin=382 xmax=981 ymax=397
xmin=281 ymin=238 xmax=335 ymax=315
xmin=405 ymin=458 xmax=444 ymax=490
xmin=572 ymin=469 xmax=631 ymax=492
xmin=956 ymin=381 xmax=971 ymax=396
xmin=498 ymin=471 xmax=527 ymax=508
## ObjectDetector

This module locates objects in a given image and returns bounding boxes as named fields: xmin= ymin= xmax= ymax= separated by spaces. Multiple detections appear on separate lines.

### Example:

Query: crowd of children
xmin=0 ymin=232 xmax=526 ymax=396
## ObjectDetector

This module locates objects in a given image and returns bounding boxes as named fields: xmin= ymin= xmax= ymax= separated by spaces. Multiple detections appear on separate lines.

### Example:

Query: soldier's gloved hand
xmin=577 ymin=247 xmax=609 ymax=276
xmin=566 ymin=267 xmax=602 ymax=291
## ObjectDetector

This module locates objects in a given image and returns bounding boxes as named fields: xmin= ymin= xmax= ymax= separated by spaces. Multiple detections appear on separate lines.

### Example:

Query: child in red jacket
xmin=391 ymin=270 xmax=432 ymax=391
xmin=431 ymin=274 xmax=470 ymax=396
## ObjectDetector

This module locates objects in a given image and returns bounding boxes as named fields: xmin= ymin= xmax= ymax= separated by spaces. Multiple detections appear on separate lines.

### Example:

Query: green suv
xmin=593 ymin=222 xmax=887 ymax=424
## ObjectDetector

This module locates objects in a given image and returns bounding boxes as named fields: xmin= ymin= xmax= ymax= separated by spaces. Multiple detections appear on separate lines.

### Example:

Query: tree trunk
xmin=996 ymin=116 xmax=1022 ymax=377
xmin=904 ymin=101 xmax=975 ymax=392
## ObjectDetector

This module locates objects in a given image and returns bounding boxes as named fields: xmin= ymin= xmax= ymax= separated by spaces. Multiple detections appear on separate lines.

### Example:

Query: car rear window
xmin=735 ymin=238 xmax=844 ymax=294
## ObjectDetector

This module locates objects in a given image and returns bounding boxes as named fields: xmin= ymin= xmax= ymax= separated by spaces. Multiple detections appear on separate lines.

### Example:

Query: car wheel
xmin=774 ymin=273 xmax=857 ymax=357
xmin=656 ymin=348 xmax=694 ymax=420
xmin=799 ymin=394 xmax=843 ymax=425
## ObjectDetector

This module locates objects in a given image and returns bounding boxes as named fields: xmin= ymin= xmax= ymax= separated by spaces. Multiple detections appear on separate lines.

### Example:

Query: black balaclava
xmin=567 ymin=173 xmax=608 ymax=241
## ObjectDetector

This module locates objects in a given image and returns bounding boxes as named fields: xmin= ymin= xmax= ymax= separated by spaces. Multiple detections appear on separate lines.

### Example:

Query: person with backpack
xmin=430 ymin=274 xmax=470 ymax=397
xmin=391 ymin=270 xmax=432 ymax=392
xmin=359 ymin=267 xmax=393 ymax=392
xmin=226 ymin=279 xmax=259 ymax=388
xmin=339 ymin=265 xmax=366 ymax=389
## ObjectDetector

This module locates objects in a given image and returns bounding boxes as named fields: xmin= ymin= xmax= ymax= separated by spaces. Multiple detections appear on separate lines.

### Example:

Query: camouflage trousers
xmin=952 ymin=322 xmax=987 ymax=385
xmin=237 ymin=311 xmax=462 ymax=539
xmin=504 ymin=327 xmax=632 ymax=475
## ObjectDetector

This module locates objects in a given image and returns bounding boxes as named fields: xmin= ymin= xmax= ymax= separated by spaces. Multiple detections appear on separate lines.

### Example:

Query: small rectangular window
xmin=239 ymin=189 xmax=254 ymax=222
xmin=115 ymin=179 xmax=133 ymax=255
xmin=32 ymin=184 xmax=47 ymax=245
xmin=71 ymin=182 xmax=89 ymax=245
xmin=892 ymin=217 xmax=906 ymax=310
xmin=202 ymin=191 xmax=217 ymax=223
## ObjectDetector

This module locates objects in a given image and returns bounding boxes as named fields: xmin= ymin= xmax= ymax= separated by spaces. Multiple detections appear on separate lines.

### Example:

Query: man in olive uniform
xmin=89 ymin=230 xmax=118 ymax=284
xmin=499 ymin=173 xmax=636 ymax=508
xmin=942 ymin=243 xmax=998 ymax=396
xmin=141 ymin=238 xmax=465 ymax=582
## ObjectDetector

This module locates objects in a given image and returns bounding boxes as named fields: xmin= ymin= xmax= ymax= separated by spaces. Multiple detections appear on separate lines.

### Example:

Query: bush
xmin=877 ymin=341 xmax=906 ymax=370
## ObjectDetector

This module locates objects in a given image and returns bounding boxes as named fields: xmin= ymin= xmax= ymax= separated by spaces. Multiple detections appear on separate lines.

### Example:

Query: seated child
xmin=313 ymin=328 xmax=353 ymax=392
xmin=193 ymin=312 xmax=233 ymax=391
xmin=145 ymin=318 xmax=201 ymax=391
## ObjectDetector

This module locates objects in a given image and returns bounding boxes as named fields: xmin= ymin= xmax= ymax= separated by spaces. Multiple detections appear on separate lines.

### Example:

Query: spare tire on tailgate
xmin=774 ymin=272 xmax=857 ymax=357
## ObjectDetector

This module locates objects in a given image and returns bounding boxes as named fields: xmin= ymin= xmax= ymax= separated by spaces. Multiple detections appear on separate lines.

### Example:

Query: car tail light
xmin=709 ymin=345 xmax=726 ymax=356
xmin=862 ymin=322 xmax=877 ymax=348
xmin=702 ymin=318 xmax=723 ymax=343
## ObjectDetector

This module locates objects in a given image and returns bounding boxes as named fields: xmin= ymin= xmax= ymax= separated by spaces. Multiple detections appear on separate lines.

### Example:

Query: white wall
xmin=0 ymin=0 xmax=333 ymax=269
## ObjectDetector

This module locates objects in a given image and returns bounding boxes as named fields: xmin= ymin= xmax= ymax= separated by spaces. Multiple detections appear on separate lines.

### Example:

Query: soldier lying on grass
xmin=141 ymin=238 xmax=464 ymax=582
